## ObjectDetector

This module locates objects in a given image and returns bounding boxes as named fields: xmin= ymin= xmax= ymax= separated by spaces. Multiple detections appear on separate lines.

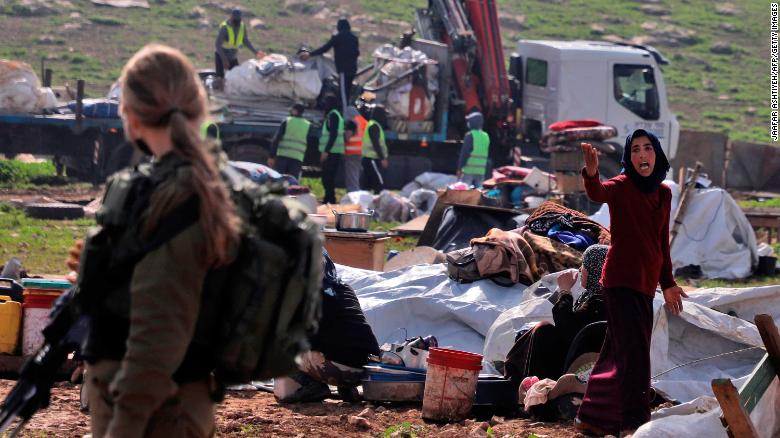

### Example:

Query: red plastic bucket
xmin=422 ymin=348 xmax=483 ymax=422
xmin=22 ymin=283 xmax=66 ymax=355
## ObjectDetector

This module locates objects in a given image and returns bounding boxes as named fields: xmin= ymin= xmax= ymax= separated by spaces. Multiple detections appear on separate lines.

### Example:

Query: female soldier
xmin=70 ymin=44 xmax=240 ymax=438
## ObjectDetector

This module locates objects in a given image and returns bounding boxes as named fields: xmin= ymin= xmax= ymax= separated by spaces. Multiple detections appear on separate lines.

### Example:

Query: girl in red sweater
xmin=575 ymin=129 xmax=687 ymax=436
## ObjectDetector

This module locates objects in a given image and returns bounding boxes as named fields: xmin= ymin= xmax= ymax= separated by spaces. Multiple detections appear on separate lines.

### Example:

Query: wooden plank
xmin=712 ymin=378 xmax=759 ymax=438
xmin=670 ymin=162 xmax=702 ymax=246
xmin=755 ymin=314 xmax=780 ymax=380
xmin=737 ymin=355 xmax=775 ymax=414
xmin=392 ymin=215 xmax=430 ymax=236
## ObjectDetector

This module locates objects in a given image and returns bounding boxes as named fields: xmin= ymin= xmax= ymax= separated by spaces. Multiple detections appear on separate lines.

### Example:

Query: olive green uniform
xmin=85 ymin=153 xmax=229 ymax=438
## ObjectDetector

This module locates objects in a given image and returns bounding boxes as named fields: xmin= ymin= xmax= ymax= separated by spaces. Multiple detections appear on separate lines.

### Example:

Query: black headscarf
xmin=337 ymin=18 xmax=351 ymax=33
xmin=621 ymin=129 xmax=670 ymax=193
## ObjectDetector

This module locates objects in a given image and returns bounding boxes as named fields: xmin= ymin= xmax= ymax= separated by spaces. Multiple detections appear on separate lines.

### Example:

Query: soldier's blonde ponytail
xmin=120 ymin=44 xmax=240 ymax=266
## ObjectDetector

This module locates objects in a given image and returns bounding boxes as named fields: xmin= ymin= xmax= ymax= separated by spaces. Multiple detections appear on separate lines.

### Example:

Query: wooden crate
xmin=324 ymin=231 xmax=389 ymax=271
xmin=555 ymin=172 xmax=584 ymax=193
xmin=550 ymin=151 xmax=584 ymax=172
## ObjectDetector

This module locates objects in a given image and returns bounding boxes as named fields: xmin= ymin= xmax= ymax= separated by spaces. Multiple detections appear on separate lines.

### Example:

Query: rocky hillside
xmin=0 ymin=0 xmax=771 ymax=143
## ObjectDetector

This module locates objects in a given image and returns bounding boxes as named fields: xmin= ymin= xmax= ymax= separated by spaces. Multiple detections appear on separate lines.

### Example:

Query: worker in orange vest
xmin=343 ymin=106 xmax=367 ymax=193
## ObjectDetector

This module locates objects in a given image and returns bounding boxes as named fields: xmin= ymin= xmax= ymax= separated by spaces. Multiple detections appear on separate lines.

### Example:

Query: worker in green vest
xmin=200 ymin=121 xmax=220 ymax=141
xmin=319 ymin=96 xmax=345 ymax=204
xmin=269 ymin=102 xmax=311 ymax=181
xmin=360 ymin=105 xmax=389 ymax=194
xmin=215 ymin=8 xmax=265 ymax=78
xmin=457 ymin=110 xmax=491 ymax=187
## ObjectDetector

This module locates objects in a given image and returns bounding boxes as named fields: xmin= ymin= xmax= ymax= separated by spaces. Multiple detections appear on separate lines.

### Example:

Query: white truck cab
xmin=512 ymin=40 xmax=679 ymax=160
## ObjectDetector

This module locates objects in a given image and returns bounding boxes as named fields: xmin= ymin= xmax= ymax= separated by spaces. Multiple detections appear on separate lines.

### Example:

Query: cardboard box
xmin=555 ymin=172 xmax=584 ymax=193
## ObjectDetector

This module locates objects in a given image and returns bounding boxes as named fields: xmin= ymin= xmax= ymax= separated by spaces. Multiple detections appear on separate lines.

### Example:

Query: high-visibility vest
xmin=362 ymin=120 xmax=388 ymax=160
xmin=344 ymin=115 xmax=367 ymax=156
xmin=200 ymin=121 xmax=220 ymax=140
xmin=220 ymin=21 xmax=246 ymax=49
xmin=463 ymin=129 xmax=490 ymax=176
xmin=318 ymin=109 xmax=345 ymax=154
xmin=277 ymin=116 xmax=310 ymax=162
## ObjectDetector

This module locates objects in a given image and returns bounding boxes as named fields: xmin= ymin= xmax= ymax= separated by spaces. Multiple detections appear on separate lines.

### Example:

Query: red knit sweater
xmin=582 ymin=170 xmax=676 ymax=296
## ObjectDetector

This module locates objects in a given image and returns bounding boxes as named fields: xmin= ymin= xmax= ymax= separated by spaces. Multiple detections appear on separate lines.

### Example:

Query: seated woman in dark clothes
xmin=274 ymin=249 xmax=380 ymax=403
xmin=504 ymin=244 xmax=608 ymax=382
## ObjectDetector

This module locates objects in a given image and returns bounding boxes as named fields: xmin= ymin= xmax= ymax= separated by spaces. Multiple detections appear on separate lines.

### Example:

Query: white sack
xmin=225 ymin=54 xmax=325 ymax=101
xmin=0 ymin=60 xmax=43 ymax=113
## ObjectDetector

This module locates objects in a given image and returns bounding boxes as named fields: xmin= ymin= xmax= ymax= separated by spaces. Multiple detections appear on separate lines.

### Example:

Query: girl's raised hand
xmin=581 ymin=142 xmax=599 ymax=177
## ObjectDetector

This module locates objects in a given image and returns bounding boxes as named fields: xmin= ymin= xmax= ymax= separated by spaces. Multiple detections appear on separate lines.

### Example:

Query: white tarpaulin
xmin=341 ymin=262 xmax=779 ymax=437
xmin=225 ymin=55 xmax=333 ymax=102
xmin=339 ymin=263 xmax=527 ymax=364
xmin=590 ymin=182 xmax=757 ymax=279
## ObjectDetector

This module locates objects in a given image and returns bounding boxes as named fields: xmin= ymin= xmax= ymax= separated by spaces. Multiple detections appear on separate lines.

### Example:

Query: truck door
xmin=522 ymin=56 xmax=556 ymax=144
xmin=607 ymin=63 xmax=671 ymax=154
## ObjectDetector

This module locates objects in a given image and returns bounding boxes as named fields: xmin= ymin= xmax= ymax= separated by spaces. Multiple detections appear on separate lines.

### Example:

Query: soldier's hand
xmin=456 ymin=170 xmax=463 ymax=179
xmin=65 ymin=239 xmax=83 ymax=284
xmin=581 ymin=142 xmax=599 ymax=178
xmin=267 ymin=157 xmax=275 ymax=168
xmin=320 ymin=152 xmax=329 ymax=163
xmin=381 ymin=159 xmax=389 ymax=169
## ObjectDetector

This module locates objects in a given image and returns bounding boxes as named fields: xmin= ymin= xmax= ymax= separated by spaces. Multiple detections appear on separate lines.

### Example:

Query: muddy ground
xmin=0 ymin=380 xmax=581 ymax=437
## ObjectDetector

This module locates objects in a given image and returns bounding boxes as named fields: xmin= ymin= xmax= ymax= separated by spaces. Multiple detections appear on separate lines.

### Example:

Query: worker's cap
xmin=291 ymin=102 xmax=305 ymax=113
xmin=231 ymin=8 xmax=242 ymax=18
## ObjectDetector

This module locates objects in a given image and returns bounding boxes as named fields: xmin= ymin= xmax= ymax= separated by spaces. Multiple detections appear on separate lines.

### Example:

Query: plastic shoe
xmin=337 ymin=385 xmax=360 ymax=402
xmin=574 ymin=417 xmax=618 ymax=436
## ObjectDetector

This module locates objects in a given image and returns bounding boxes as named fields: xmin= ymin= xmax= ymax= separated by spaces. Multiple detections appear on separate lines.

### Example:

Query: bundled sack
xmin=369 ymin=45 xmax=439 ymax=122
xmin=0 ymin=60 xmax=50 ymax=113
xmin=526 ymin=201 xmax=610 ymax=245
xmin=373 ymin=190 xmax=416 ymax=223
xmin=225 ymin=54 xmax=332 ymax=101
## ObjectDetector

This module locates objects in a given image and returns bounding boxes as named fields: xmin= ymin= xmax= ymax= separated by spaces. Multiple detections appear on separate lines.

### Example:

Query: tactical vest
xmin=220 ymin=21 xmax=246 ymax=50
xmin=278 ymin=116 xmax=310 ymax=162
xmin=463 ymin=129 xmax=490 ymax=176
xmin=344 ymin=115 xmax=367 ymax=156
xmin=201 ymin=121 xmax=220 ymax=140
xmin=82 ymin=156 xmax=323 ymax=385
xmin=318 ymin=110 xmax=345 ymax=154
xmin=362 ymin=120 xmax=388 ymax=160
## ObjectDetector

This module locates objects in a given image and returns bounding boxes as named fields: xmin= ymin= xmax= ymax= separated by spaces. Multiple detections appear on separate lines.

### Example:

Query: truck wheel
xmin=227 ymin=144 xmax=269 ymax=165
xmin=25 ymin=203 xmax=85 ymax=220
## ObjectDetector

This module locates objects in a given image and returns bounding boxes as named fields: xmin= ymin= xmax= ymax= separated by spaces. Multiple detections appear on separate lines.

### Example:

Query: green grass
xmin=383 ymin=421 xmax=420 ymax=438
xmin=739 ymin=198 xmax=780 ymax=209
xmin=0 ymin=204 xmax=93 ymax=275
xmin=0 ymin=0 xmax=772 ymax=143
xmin=0 ymin=160 xmax=58 ymax=187
xmin=678 ymin=275 xmax=780 ymax=289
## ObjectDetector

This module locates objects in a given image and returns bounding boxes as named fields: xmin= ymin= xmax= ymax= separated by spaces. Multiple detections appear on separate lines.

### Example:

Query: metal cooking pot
xmin=332 ymin=209 xmax=374 ymax=232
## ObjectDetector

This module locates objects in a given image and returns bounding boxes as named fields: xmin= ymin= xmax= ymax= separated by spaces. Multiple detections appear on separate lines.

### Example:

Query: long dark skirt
xmin=576 ymin=287 xmax=654 ymax=432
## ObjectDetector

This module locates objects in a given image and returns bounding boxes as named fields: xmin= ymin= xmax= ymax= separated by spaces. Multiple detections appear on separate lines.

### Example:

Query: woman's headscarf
xmin=621 ymin=128 xmax=670 ymax=193
xmin=574 ymin=244 xmax=608 ymax=312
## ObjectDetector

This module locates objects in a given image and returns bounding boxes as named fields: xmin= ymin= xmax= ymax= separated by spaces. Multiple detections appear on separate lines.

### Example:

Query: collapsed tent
xmin=590 ymin=182 xmax=758 ymax=279
xmin=225 ymin=55 xmax=334 ymax=102
xmin=340 ymin=262 xmax=779 ymax=437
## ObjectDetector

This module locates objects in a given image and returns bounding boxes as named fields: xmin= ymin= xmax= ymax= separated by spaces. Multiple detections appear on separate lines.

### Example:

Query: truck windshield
xmin=613 ymin=64 xmax=659 ymax=120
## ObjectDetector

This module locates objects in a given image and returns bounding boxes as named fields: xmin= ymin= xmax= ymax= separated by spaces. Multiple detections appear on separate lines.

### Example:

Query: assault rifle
xmin=0 ymin=287 xmax=85 ymax=436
